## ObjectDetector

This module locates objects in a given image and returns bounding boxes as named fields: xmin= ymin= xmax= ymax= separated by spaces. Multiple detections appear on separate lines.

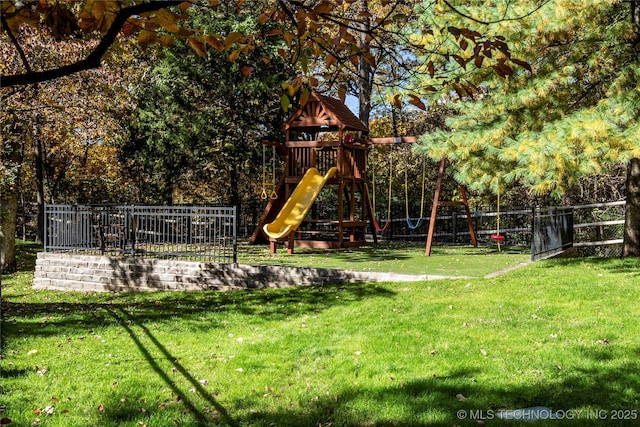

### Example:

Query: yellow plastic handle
xmin=260 ymin=188 xmax=268 ymax=200
xmin=270 ymin=189 xmax=278 ymax=200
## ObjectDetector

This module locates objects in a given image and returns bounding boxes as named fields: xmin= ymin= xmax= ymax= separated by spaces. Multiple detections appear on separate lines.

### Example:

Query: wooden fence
xmin=572 ymin=201 xmax=625 ymax=257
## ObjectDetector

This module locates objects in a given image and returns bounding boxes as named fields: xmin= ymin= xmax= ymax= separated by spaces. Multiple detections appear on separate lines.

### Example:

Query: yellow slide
xmin=263 ymin=167 xmax=338 ymax=240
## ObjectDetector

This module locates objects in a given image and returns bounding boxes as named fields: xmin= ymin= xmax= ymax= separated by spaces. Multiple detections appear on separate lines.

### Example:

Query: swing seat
xmin=373 ymin=219 xmax=391 ymax=233
xmin=491 ymin=234 xmax=505 ymax=241
xmin=405 ymin=217 xmax=423 ymax=230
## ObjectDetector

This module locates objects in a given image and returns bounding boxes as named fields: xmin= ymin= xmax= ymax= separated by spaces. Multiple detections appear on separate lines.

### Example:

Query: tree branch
xmin=1 ymin=0 xmax=182 ymax=87
xmin=441 ymin=0 xmax=551 ymax=25
xmin=1 ymin=15 xmax=33 ymax=74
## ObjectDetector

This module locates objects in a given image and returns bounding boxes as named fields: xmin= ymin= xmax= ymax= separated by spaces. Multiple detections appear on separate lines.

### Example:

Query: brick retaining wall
xmin=33 ymin=253 xmax=441 ymax=292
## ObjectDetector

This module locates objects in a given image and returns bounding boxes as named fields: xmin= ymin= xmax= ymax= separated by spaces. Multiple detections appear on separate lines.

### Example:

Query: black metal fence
xmin=44 ymin=204 xmax=237 ymax=263
xmin=369 ymin=205 xmax=534 ymax=248
xmin=29 ymin=200 xmax=629 ymax=261
xmin=531 ymin=207 xmax=574 ymax=261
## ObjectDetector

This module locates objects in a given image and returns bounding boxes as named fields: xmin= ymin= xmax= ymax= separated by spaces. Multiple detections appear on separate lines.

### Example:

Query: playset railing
xmin=284 ymin=140 xmax=366 ymax=180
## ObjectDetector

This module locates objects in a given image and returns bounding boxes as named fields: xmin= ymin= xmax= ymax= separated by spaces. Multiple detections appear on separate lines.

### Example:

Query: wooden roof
xmin=284 ymin=92 xmax=368 ymax=134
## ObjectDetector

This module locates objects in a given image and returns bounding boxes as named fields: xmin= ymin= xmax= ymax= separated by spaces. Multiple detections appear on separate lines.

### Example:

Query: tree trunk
xmin=1 ymin=112 xmax=23 ymax=273
xmin=1 ymin=191 xmax=18 ymax=273
xmin=357 ymin=0 xmax=372 ymax=127
xmin=34 ymin=114 xmax=45 ymax=243
xmin=623 ymin=158 xmax=640 ymax=256
xmin=624 ymin=4 xmax=640 ymax=257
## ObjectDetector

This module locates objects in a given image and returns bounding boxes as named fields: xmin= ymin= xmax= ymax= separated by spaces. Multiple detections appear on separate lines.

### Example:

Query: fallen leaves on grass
xmin=33 ymin=406 xmax=54 ymax=416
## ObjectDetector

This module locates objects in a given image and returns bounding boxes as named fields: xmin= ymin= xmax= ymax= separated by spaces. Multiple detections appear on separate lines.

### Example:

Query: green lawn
xmin=238 ymin=242 xmax=531 ymax=277
xmin=2 ymin=241 xmax=640 ymax=426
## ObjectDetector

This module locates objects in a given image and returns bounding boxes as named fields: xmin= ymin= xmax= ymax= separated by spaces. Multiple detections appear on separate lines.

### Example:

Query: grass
xmin=237 ymin=242 xmax=530 ymax=277
xmin=2 ymin=240 xmax=640 ymax=426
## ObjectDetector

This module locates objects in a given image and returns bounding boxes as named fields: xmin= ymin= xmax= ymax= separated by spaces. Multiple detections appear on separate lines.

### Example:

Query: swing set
xmin=367 ymin=139 xmax=477 ymax=256
xmin=369 ymin=142 xmax=428 ymax=232
xmin=424 ymin=157 xmax=477 ymax=256
xmin=251 ymin=92 xmax=375 ymax=253
xmin=369 ymin=148 xmax=507 ymax=255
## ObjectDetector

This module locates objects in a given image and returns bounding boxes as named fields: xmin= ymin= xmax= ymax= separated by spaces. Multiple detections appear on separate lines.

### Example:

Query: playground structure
xmin=251 ymin=92 xmax=376 ymax=253
xmin=251 ymin=92 xmax=477 ymax=254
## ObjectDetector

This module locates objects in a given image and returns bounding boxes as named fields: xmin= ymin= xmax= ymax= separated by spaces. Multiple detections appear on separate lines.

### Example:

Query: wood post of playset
xmin=425 ymin=158 xmax=477 ymax=256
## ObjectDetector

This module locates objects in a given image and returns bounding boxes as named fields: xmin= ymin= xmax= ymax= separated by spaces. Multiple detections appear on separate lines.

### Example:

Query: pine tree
xmin=415 ymin=0 xmax=640 ymax=255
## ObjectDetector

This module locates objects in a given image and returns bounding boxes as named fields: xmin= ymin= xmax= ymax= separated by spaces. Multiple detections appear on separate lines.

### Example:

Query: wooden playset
xmin=251 ymin=92 xmax=377 ymax=253
xmin=251 ymin=92 xmax=477 ymax=255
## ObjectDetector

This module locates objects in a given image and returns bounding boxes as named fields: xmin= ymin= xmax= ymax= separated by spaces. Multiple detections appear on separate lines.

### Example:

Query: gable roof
xmin=284 ymin=92 xmax=368 ymax=134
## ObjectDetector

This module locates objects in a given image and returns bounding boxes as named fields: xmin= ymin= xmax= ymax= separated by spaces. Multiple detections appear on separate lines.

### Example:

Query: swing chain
xmin=369 ymin=144 xmax=392 ymax=233
xmin=404 ymin=147 xmax=426 ymax=230
xmin=260 ymin=144 xmax=279 ymax=200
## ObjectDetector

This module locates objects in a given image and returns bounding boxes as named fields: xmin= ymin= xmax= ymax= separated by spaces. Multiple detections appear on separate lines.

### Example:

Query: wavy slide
xmin=263 ymin=167 xmax=338 ymax=240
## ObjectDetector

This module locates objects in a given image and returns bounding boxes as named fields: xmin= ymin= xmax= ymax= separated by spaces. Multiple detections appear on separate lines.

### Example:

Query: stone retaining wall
xmin=33 ymin=252 xmax=438 ymax=292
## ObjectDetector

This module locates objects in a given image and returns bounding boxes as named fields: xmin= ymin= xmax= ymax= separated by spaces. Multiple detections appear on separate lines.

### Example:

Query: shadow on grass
xmin=5 ymin=239 xmax=396 ymax=337
xmin=239 ymin=242 xmax=529 ymax=272
xmin=4 ymin=282 xmax=396 ymax=338
xmin=104 ymin=307 xmax=238 ymax=427
xmin=14 ymin=241 xmax=41 ymax=272
xmin=538 ymin=256 xmax=640 ymax=277
xmin=238 ymin=357 xmax=640 ymax=427
xmin=0 ymin=366 xmax=30 ymax=379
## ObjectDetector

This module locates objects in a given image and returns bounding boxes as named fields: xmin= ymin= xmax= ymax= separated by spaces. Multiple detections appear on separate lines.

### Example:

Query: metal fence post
xmin=530 ymin=206 xmax=537 ymax=261
xmin=43 ymin=203 xmax=48 ymax=253
xmin=233 ymin=206 xmax=238 ymax=264
xmin=129 ymin=205 xmax=136 ymax=256
xmin=452 ymin=210 xmax=457 ymax=243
